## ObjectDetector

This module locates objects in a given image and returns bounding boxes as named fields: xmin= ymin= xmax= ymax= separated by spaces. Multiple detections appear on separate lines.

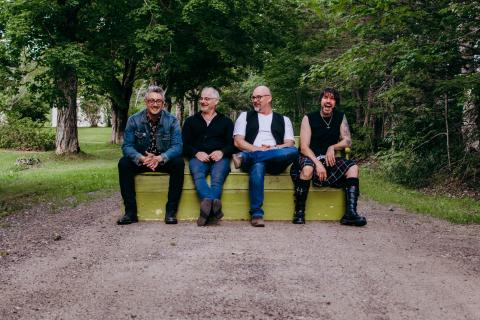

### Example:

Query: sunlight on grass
xmin=361 ymin=168 xmax=480 ymax=224
xmin=0 ymin=127 xmax=120 ymax=214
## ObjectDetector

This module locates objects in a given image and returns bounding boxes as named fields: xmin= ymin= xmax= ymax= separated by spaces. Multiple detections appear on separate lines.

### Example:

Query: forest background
xmin=0 ymin=0 xmax=479 ymax=208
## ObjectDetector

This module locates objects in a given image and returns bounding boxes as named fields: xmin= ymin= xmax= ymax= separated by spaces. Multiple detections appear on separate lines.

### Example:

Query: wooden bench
xmin=134 ymin=148 xmax=350 ymax=221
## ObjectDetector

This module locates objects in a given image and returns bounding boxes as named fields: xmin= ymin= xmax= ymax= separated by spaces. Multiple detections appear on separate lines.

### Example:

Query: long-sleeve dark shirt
xmin=182 ymin=112 xmax=235 ymax=159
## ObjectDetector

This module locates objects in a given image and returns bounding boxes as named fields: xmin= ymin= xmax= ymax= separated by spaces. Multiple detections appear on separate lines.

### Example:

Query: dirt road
xmin=1 ymin=195 xmax=479 ymax=320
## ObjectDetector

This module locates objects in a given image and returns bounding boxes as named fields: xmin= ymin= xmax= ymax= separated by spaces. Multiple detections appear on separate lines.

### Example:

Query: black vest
xmin=245 ymin=110 xmax=285 ymax=145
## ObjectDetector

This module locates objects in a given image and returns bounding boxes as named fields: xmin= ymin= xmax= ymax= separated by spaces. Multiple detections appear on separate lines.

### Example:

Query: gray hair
xmin=201 ymin=87 xmax=220 ymax=99
xmin=144 ymin=85 xmax=166 ymax=100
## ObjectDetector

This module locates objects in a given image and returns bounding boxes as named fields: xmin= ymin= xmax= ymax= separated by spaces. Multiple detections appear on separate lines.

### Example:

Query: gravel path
xmin=0 ymin=194 xmax=479 ymax=320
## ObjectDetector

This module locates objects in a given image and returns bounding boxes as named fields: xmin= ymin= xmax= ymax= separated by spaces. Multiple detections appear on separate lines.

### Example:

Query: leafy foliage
xmin=0 ymin=117 xmax=55 ymax=151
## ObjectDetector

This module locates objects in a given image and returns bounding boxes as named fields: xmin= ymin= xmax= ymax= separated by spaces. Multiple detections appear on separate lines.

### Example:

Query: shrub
xmin=377 ymin=149 xmax=438 ymax=188
xmin=0 ymin=117 xmax=55 ymax=151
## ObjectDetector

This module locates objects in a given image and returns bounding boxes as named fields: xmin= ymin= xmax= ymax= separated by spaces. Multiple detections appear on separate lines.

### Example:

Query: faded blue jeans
xmin=239 ymin=146 xmax=298 ymax=218
xmin=189 ymin=157 xmax=231 ymax=200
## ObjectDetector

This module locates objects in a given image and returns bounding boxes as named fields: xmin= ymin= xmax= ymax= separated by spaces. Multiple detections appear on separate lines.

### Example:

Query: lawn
xmin=0 ymin=127 xmax=120 ymax=216
xmin=361 ymin=168 xmax=480 ymax=224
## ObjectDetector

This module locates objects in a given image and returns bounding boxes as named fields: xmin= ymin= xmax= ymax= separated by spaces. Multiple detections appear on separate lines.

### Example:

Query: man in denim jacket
xmin=117 ymin=86 xmax=184 ymax=225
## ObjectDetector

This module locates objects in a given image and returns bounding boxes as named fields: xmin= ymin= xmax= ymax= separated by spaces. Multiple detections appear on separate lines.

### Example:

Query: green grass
xmin=0 ymin=127 xmax=120 ymax=215
xmin=361 ymin=168 xmax=480 ymax=224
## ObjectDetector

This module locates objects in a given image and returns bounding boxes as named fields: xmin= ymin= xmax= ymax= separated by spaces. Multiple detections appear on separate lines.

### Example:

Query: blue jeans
xmin=240 ymin=146 xmax=298 ymax=218
xmin=189 ymin=158 xmax=231 ymax=200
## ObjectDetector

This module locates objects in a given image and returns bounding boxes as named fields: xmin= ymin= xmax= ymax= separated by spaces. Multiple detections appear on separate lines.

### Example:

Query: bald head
xmin=251 ymin=85 xmax=272 ymax=114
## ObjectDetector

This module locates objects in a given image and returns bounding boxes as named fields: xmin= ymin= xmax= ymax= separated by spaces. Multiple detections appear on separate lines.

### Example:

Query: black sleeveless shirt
xmin=307 ymin=109 xmax=344 ymax=156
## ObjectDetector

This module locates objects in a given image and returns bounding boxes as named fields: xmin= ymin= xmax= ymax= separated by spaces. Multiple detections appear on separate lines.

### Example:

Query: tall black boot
xmin=341 ymin=179 xmax=367 ymax=227
xmin=293 ymin=179 xmax=310 ymax=224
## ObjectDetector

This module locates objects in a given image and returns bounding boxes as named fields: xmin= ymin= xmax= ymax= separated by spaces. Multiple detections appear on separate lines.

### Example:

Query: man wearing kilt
xmin=290 ymin=87 xmax=367 ymax=226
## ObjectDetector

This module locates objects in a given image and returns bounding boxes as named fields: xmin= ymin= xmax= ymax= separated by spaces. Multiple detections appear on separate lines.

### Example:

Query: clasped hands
xmin=140 ymin=152 xmax=164 ymax=171
xmin=196 ymin=150 xmax=224 ymax=162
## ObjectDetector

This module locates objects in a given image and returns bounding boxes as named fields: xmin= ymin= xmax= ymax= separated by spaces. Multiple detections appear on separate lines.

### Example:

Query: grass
xmin=0 ymin=127 xmax=120 ymax=216
xmin=1 ymin=127 xmax=479 ymax=224
xmin=361 ymin=168 xmax=480 ymax=224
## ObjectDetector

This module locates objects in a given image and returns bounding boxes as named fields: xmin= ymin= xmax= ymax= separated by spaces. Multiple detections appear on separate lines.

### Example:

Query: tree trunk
xmin=55 ymin=68 xmax=80 ymax=155
xmin=110 ymin=102 xmax=129 ymax=144
xmin=175 ymin=98 xmax=185 ymax=124
xmin=109 ymin=58 xmax=137 ymax=144
xmin=459 ymin=33 xmax=479 ymax=153
xmin=461 ymin=90 xmax=479 ymax=152
xmin=188 ymin=99 xmax=195 ymax=117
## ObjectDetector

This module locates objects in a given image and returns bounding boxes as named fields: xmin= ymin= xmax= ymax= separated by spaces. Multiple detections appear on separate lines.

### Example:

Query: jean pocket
xmin=158 ymin=134 xmax=171 ymax=150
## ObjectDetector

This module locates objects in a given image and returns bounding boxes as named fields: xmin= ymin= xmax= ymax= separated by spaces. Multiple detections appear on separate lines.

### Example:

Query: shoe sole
xmin=117 ymin=216 xmax=138 ymax=225
xmin=251 ymin=219 xmax=265 ymax=227
xmin=340 ymin=219 xmax=367 ymax=227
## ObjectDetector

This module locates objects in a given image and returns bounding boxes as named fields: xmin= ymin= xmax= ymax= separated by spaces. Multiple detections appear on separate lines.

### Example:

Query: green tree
xmin=1 ymin=0 xmax=92 ymax=154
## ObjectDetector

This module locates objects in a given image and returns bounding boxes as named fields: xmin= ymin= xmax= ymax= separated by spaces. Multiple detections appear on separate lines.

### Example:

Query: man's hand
xmin=259 ymin=144 xmax=274 ymax=151
xmin=315 ymin=161 xmax=327 ymax=182
xmin=209 ymin=150 xmax=223 ymax=162
xmin=142 ymin=152 xmax=163 ymax=171
xmin=195 ymin=151 xmax=210 ymax=162
xmin=325 ymin=146 xmax=336 ymax=167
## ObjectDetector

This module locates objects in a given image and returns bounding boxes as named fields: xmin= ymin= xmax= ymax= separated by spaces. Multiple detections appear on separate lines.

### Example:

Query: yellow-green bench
xmin=134 ymin=152 xmax=349 ymax=221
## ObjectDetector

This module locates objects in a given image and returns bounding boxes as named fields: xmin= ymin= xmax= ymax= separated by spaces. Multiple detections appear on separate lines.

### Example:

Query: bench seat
xmin=135 ymin=168 xmax=345 ymax=221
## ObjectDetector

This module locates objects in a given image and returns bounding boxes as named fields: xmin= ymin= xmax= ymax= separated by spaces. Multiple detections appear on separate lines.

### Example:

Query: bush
xmin=0 ymin=117 xmax=55 ymax=151
xmin=377 ymin=149 xmax=438 ymax=188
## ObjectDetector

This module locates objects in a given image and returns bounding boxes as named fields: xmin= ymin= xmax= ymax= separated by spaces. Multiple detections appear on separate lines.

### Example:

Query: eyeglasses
xmin=199 ymin=97 xmax=217 ymax=102
xmin=146 ymin=99 xmax=164 ymax=104
xmin=251 ymin=95 xmax=270 ymax=101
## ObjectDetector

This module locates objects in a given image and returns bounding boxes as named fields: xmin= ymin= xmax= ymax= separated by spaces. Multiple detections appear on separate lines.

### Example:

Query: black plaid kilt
xmin=290 ymin=154 xmax=355 ymax=188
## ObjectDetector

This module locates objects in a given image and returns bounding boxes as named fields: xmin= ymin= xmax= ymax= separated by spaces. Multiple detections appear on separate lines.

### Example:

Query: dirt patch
xmin=1 ymin=195 xmax=479 ymax=320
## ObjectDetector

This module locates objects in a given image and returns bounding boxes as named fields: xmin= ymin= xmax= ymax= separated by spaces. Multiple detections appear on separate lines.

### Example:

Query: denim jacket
xmin=122 ymin=109 xmax=183 ymax=165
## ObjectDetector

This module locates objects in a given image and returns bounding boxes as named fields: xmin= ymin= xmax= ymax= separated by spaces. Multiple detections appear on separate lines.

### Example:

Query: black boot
xmin=293 ymin=179 xmax=310 ymax=224
xmin=164 ymin=211 xmax=178 ymax=224
xmin=117 ymin=211 xmax=138 ymax=225
xmin=341 ymin=184 xmax=367 ymax=227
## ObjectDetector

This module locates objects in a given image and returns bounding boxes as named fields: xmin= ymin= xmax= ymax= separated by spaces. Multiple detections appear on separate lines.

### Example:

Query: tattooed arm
xmin=325 ymin=115 xmax=352 ymax=166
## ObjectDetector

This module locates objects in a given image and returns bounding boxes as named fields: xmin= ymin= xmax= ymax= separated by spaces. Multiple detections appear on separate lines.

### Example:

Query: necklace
xmin=320 ymin=113 xmax=333 ymax=129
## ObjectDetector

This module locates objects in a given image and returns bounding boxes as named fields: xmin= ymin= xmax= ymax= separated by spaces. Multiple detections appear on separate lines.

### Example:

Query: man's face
xmin=199 ymin=90 xmax=219 ymax=113
xmin=145 ymin=92 xmax=164 ymax=117
xmin=251 ymin=87 xmax=272 ymax=114
xmin=320 ymin=92 xmax=336 ymax=116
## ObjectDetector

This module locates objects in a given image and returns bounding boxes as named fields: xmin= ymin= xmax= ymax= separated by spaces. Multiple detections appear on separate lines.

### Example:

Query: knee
xmin=118 ymin=157 xmax=132 ymax=171
xmin=300 ymin=166 xmax=314 ymax=180
xmin=346 ymin=164 xmax=359 ymax=177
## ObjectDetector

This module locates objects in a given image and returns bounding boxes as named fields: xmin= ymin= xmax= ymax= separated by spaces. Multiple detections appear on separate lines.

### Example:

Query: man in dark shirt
xmin=290 ymin=87 xmax=367 ymax=226
xmin=117 ymin=86 xmax=184 ymax=225
xmin=182 ymin=87 xmax=235 ymax=226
